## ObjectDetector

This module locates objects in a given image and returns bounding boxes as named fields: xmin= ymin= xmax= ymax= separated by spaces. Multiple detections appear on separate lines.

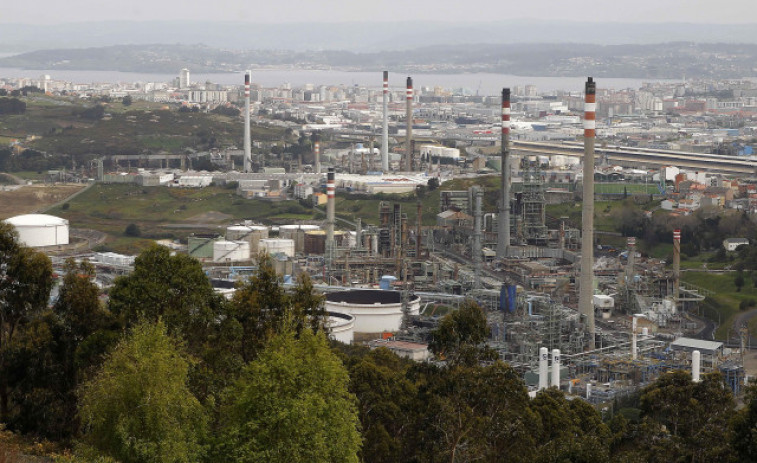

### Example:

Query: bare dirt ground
xmin=0 ymin=184 xmax=85 ymax=219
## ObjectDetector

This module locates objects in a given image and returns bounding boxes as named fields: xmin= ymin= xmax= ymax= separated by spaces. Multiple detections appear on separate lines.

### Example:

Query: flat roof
xmin=670 ymin=337 xmax=723 ymax=352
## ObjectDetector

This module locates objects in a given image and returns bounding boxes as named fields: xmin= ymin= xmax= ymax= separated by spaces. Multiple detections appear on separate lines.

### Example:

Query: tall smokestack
xmin=326 ymin=168 xmax=335 ymax=255
xmin=405 ymin=77 xmax=413 ymax=172
xmin=673 ymin=229 xmax=681 ymax=303
xmin=579 ymin=77 xmax=597 ymax=343
xmin=626 ymin=237 xmax=636 ymax=284
xmin=243 ymin=71 xmax=252 ymax=173
xmin=382 ymin=71 xmax=389 ymax=172
xmin=497 ymin=88 xmax=511 ymax=258
xmin=473 ymin=186 xmax=483 ymax=289
xmin=314 ymin=133 xmax=321 ymax=174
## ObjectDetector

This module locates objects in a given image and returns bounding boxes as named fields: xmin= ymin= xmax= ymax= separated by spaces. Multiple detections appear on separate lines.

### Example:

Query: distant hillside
xmin=2 ymin=20 xmax=757 ymax=53
xmin=2 ymin=42 xmax=757 ymax=78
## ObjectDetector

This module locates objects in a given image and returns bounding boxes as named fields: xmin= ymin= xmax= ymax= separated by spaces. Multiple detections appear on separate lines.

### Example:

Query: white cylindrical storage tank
xmin=692 ymin=350 xmax=701 ymax=383
xmin=6 ymin=214 xmax=69 ymax=247
xmin=212 ymin=240 xmax=250 ymax=263
xmin=325 ymin=290 xmax=420 ymax=334
xmin=538 ymin=347 xmax=549 ymax=391
xmin=327 ymin=312 xmax=355 ymax=344
xmin=551 ymin=349 xmax=561 ymax=388
xmin=259 ymin=238 xmax=295 ymax=258
xmin=226 ymin=225 xmax=269 ymax=254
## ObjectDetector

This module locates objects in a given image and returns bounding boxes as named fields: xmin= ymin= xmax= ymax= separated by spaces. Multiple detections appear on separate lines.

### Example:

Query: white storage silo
xmin=327 ymin=312 xmax=355 ymax=344
xmin=212 ymin=240 xmax=250 ymax=263
xmin=325 ymin=290 xmax=421 ymax=334
xmin=226 ymin=224 xmax=269 ymax=254
xmin=259 ymin=238 xmax=295 ymax=258
xmin=6 ymin=214 xmax=69 ymax=247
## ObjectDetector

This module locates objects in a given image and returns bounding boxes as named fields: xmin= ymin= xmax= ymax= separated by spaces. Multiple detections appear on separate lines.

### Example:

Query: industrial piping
xmin=382 ymin=71 xmax=389 ymax=172
xmin=579 ymin=77 xmax=597 ymax=343
xmin=243 ymin=71 xmax=252 ymax=173
xmin=405 ymin=77 xmax=413 ymax=172
xmin=497 ymin=88 xmax=511 ymax=258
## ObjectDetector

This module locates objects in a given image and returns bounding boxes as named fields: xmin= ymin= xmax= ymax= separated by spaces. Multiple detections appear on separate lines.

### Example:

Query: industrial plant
xmin=7 ymin=70 xmax=750 ymax=407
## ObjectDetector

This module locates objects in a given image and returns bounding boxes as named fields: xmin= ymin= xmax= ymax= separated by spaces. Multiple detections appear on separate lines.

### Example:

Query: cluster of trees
xmin=0 ymin=148 xmax=68 ymax=172
xmin=0 ymin=97 xmax=27 ymax=115
xmin=612 ymin=200 xmax=757 ymax=259
xmin=0 ymin=229 xmax=756 ymax=462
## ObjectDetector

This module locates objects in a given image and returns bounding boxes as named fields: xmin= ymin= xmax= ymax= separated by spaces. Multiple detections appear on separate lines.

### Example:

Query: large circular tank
xmin=212 ymin=240 xmax=250 ymax=263
xmin=325 ymin=290 xmax=421 ymax=334
xmin=226 ymin=225 xmax=268 ymax=254
xmin=303 ymin=230 xmax=347 ymax=254
xmin=327 ymin=311 xmax=355 ymax=344
xmin=259 ymin=238 xmax=295 ymax=258
xmin=6 ymin=214 xmax=69 ymax=247
xmin=279 ymin=224 xmax=320 ymax=252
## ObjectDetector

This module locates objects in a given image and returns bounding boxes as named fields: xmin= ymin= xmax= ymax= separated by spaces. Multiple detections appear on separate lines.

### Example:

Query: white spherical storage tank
xmin=259 ymin=238 xmax=295 ymax=258
xmin=212 ymin=240 xmax=250 ymax=263
xmin=327 ymin=312 xmax=355 ymax=344
xmin=6 ymin=214 xmax=69 ymax=247
xmin=325 ymin=290 xmax=421 ymax=334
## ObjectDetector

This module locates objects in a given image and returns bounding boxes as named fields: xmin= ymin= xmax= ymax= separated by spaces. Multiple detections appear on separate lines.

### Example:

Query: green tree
xmin=346 ymin=347 xmax=416 ymax=463
xmin=230 ymin=254 xmax=326 ymax=362
xmin=732 ymin=380 xmax=757 ymax=460
xmin=407 ymin=362 xmax=538 ymax=463
xmin=639 ymin=370 xmax=735 ymax=462
xmin=10 ymin=259 xmax=114 ymax=439
xmin=122 ymin=95 xmax=133 ymax=106
xmin=735 ymin=272 xmax=745 ymax=292
xmin=530 ymin=388 xmax=611 ymax=463
xmin=219 ymin=327 xmax=361 ymax=463
xmin=124 ymin=223 xmax=140 ymax=237
xmin=428 ymin=300 xmax=494 ymax=364
xmin=108 ymin=245 xmax=221 ymax=341
xmin=0 ymin=223 xmax=53 ymax=421
xmin=78 ymin=320 xmax=208 ymax=463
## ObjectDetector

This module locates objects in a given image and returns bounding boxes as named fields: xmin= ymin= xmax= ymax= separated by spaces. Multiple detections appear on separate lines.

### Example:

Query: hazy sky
xmin=1 ymin=0 xmax=755 ymax=24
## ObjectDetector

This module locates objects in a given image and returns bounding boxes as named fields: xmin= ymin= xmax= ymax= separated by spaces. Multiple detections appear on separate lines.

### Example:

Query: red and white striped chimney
xmin=326 ymin=168 xmax=335 ymax=254
xmin=243 ymin=71 xmax=252 ymax=173
xmin=497 ymin=88 xmax=511 ymax=258
xmin=579 ymin=77 xmax=597 ymax=342
xmin=381 ymin=71 xmax=389 ymax=172
xmin=405 ymin=77 xmax=413 ymax=171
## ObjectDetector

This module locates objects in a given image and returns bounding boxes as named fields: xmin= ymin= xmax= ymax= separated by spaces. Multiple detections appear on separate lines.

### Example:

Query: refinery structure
xmin=8 ymin=69 xmax=752 ymax=404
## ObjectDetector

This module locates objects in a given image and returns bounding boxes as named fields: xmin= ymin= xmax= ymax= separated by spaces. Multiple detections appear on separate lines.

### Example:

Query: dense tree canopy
xmin=219 ymin=328 xmax=361 ymax=463
xmin=78 ymin=320 xmax=208 ymax=463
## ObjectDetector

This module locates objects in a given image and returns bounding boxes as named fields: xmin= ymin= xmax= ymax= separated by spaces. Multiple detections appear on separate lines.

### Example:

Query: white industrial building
xmin=6 ymin=214 xmax=69 ymax=247
xmin=325 ymin=290 xmax=421 ymax=334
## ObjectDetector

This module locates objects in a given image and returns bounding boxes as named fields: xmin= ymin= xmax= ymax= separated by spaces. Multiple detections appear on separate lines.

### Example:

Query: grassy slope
xmin=681 ymin=271 xmax=757 ymax=340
